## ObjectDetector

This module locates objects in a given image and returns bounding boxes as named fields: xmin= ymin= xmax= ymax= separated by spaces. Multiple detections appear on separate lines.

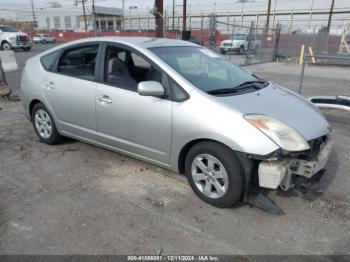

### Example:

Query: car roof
xmin=66 ymin=36 xmax=198 ymax=49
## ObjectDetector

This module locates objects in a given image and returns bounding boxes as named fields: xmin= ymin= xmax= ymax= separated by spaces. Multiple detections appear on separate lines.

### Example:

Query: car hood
xmin=216 ymin=83 xmax=330 ymax=141
xmin=3 ymin=32 xmax=28 ymax=36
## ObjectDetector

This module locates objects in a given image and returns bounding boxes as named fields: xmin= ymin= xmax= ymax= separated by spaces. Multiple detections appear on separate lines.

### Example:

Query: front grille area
xmin=223 ymin=42 xmax=232 ymax=47
xmin=17 ymin=35 xmax=29 ymax=43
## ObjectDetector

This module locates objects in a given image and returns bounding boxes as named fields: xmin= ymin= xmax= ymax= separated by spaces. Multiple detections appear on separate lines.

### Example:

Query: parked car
xmin=219 ymin=33 xmax=261 ymax=54
xmin=33 ymin=34 xmax=56 ymax=44
xmin=21 ymin=37 xmax=332 ymax=208
xmin=0 ymin=25 xmax=31 ymax=51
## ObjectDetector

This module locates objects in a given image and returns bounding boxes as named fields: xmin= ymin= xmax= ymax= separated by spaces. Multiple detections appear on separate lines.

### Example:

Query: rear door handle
xmin=98 ymin=95 xmax=112 ymax=105
xmin=45 ymin=81 xmax=55 ymax=90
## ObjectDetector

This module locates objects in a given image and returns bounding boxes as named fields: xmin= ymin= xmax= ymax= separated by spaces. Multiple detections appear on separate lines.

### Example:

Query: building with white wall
xmin=35 ymin=3 xmax=123 ymax=32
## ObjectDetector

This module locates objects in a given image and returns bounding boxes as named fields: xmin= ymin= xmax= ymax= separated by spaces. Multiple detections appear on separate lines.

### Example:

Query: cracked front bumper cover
xmin=258 ymin=136 xmax=333 ymax=190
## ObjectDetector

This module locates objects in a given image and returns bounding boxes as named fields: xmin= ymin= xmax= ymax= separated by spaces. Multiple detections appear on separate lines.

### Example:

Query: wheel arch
xmin=178 ymin=138 xmax=257 ymax=204
xmin=29 ymin=99 xmax=43 ymax=118
xmin=177 ymin=138 xmax=239 ymax=175
xmin=1 ymin=40 xmax=10 ymax=48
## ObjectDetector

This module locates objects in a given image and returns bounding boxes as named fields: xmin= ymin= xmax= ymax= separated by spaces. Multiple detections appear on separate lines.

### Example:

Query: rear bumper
xmin=258 ymin=135 xmax=333 ymax=190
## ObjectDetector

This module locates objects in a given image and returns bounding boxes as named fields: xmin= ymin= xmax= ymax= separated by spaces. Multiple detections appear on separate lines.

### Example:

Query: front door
xmin=95 ymin=44 xmax=172 ymax=164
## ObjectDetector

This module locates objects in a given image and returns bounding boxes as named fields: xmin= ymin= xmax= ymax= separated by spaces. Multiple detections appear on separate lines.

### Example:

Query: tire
xmin=185 ymin=141 xmax=245 ymax=208
xmin=1 ymin=41 xmax=12 ymax=51
xmin=220 ymin=49 xmax=227 ymax=55
xmin=238 ymin=45 xmax=244 ymax=55
xmin=23 ymin=47 xmax=31 ymax=51
xmin=32 ymin=103 xmax=63 ymax=145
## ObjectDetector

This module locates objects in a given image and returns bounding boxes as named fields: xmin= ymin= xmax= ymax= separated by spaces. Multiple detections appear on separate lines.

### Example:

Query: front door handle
xmin=98 ymin=95 xmax=112 ymax=105
xmin=45 ymin=81 xmax=55 ymax=90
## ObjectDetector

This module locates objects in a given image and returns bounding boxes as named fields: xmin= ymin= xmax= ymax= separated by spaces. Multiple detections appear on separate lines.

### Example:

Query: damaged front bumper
xmin=257 ymin=135 xmax=333 ymax=191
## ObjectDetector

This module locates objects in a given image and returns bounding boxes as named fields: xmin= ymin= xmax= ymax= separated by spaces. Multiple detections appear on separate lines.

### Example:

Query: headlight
xmin=244 ymin=114 xmax=310 ymax=152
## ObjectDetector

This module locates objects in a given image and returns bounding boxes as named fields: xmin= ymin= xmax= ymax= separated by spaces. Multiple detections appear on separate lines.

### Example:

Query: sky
xmin=0 ymin=0 xmax=349 ymax=11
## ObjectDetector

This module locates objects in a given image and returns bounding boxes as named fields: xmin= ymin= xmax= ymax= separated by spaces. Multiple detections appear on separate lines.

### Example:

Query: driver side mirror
xmin=137 ymin=81 xmax=164 ymax=97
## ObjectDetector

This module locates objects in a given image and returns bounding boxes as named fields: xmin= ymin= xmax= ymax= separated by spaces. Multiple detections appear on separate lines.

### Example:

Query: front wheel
xmin=185 ymin=141 xmax=245 ymax=208
xmin=1 ymin=41 xmax=12 ymax=51
xmin=23 ymin=47 xmax=31 ymax=51
xmin=32 ymin=103 xmax=63 ymax=145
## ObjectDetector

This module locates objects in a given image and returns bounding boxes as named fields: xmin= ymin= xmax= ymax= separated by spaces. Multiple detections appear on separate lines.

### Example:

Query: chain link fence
xmin=1 ymin=5 xmax=349 ymax=67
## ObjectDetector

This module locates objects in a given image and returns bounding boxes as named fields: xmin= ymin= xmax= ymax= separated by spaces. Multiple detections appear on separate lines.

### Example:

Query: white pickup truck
xmin=0 ymin=25 xmax=31 ymax=51
xmin=219 ymin=33 xmax=261 ymax=54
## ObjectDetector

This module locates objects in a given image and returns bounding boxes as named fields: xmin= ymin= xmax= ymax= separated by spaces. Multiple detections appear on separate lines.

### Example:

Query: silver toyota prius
xmin=21 ymin=37 xmax=332 ymax=208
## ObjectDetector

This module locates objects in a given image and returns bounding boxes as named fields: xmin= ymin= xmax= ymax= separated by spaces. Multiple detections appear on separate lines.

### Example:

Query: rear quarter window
xmin=40 ymin=50 xmax=61 ymax=71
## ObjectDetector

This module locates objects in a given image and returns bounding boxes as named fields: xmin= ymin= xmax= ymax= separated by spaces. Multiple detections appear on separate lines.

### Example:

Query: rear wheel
xmin=185 ymin=141 xmax=245 ymax=208
xmin=32 ymin=103 xmax=62 ymax=145
xmin=1 ymin=41 xmax=12 ymax=51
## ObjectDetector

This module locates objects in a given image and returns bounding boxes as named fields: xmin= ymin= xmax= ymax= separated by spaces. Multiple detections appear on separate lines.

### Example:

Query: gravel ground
xmin=0 ymin=45 xmax=349 ymax=255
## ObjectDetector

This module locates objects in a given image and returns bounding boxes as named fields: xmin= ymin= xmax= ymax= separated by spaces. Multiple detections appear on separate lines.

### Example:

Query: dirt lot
xmin=0 ymin=45 xmax=349 ymax=255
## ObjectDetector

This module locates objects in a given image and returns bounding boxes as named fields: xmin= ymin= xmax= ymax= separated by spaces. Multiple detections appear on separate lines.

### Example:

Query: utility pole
xmin=327 ymin=0 xmax=335 ymax=33
xmin=92 ymin=0 xmax=97 ymax=35
xmin=265 ymin=0 xmax=272 ymax=32
xmin=182 ymin=0 xmax=187 ymax=31
xmin=31 ymin=0 xmax=36 ymax=31
xmin=82 ymin=0 xmax=88 ymax=32
xmin=309 ymin=0 xmax=314 ymax=29
xmin=172 ymin=0 xmax=175 ymax=31
xmin=155 ymin=0 xmax=164 ymax=38
xmin=122 ymin=0 xmax=125 ymax=30
xmin=75 ymin=0 xmax=88 ymax=32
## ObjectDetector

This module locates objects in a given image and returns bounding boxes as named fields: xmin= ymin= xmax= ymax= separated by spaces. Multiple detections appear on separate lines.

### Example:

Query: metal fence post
xmin=273 ymin=23 xmax=281 ymax=61
xmin=208 ymin=13 xmax=216 ymax=50
xmin=298 ymin=54 xmax=307 ymax=94
xmin=245 ymin=21 xmax=254 ymax=65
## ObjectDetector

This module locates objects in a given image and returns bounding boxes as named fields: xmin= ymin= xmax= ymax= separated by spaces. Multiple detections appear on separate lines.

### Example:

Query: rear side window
xmin=40 ymin=50 xmax=60 ymax=72
xmin=57 ymin=45 xmax=99 ymax=81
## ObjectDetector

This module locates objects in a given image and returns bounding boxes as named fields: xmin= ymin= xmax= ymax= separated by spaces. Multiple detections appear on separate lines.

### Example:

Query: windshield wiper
xmin=207 ymin=85 xmax=257 ymax=95
xmin=207 ymin=80 xmax=268 ymax=95
xmin=235 ymin=80 xmax=269 ymax=89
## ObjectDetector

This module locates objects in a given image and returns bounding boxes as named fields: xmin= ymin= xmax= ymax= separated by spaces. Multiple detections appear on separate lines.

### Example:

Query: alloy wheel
xmin=191 ymin=154 xmax=229 ymax=199
xmin=34 ymin=109 xmax=53 ymax=139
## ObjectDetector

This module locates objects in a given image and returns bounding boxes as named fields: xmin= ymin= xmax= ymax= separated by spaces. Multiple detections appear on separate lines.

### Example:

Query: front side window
xmin=149 ymin=46 xmax=258 ymax=93
xmin=104 ymin=45 xmax=164 ymax=92
xmin=57 ymin=45 xmax=98 ymax=80
xmin=231 ymin=34 xmax=246 ymax=40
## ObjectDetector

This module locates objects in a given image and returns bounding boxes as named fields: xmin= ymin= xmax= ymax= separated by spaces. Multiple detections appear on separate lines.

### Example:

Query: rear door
xmin=43 ymin=43 xmax=101 ymax=140
xmin=95 ymin=43 xmax=173 ymax=164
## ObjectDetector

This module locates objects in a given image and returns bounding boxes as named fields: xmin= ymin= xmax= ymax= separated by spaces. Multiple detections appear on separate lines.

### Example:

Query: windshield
xmin=149 ymin=46 xmax=258 ymax=93
xmin=0 ymin=26 xmax=19 ymax=32
xmin=231 ymin=34 xmax=246 ymax=40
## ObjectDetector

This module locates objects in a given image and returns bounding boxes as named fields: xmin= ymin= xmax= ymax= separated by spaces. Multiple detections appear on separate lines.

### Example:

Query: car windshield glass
xmin=149 ymin=46 xmax=259 ymax=93
xmin=0 ymin=26 xmax=19 ymax=32
xmin=231 ymin=34 xmax=246 ymax=40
